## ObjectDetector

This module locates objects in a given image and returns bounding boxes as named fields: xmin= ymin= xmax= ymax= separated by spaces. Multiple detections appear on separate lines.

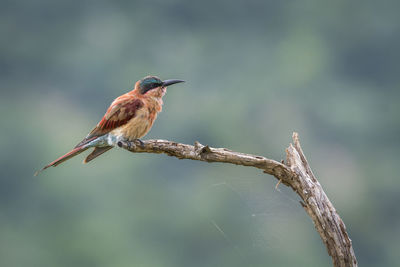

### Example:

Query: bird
xmin=35 ymin=76 xmax=184 ymax=175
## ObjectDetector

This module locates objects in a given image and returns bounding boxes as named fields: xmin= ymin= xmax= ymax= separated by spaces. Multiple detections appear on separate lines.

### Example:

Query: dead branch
xmin=117 ymin=132 xmax=357 ymax=267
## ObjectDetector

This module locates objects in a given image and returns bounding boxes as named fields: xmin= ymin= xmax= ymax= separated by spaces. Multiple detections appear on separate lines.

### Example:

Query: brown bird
xmin=36 ymin=76 xmax=184 ymax=175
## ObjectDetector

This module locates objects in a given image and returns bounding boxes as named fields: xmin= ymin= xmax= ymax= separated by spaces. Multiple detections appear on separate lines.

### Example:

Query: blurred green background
xmin=1 ymin=0 xmax=399 ymax=266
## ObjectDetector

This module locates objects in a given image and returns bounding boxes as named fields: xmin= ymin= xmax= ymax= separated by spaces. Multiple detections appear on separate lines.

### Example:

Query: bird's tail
xmin=34 ymin=145 xmax=89 ymax=176
xmin=84 ymin=146 xmax=112 ymax=164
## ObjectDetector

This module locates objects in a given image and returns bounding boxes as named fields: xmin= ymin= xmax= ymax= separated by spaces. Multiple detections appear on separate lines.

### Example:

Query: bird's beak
xmin=162 ymin=79 xmax=185 ymax=87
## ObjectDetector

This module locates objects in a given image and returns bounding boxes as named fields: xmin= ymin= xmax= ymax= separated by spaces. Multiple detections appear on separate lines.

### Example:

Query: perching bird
xmin=35 ymin=76 xmax=184 ymax=175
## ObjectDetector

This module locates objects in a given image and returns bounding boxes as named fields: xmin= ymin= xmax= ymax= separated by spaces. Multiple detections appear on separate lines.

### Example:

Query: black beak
xmin=162 ymin=79 xmax=185 ymax=87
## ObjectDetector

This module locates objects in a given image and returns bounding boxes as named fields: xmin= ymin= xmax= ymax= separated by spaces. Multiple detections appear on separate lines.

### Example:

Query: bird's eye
xmin=139 ymin=78 xmax=162 ymax=94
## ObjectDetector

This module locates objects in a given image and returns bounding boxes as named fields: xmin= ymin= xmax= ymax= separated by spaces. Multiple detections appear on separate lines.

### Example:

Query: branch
xmin=117 ymin=133 xmax=357 ymax=267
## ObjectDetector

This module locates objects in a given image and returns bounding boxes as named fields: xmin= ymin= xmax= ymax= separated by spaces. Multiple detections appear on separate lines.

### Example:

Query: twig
xmin=117 ymin=132 xmax=357 ymax=267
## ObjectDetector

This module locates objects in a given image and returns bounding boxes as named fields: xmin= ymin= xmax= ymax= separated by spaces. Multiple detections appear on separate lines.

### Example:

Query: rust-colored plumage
xmin=89 ymin=96 xmax=144 ymax=137
xmin=36 ymin=76 xmax=184 ymax=175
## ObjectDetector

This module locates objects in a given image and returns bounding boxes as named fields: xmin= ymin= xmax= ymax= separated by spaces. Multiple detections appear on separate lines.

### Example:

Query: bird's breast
xmin=111 ymin=105 xmax=158 ymax=140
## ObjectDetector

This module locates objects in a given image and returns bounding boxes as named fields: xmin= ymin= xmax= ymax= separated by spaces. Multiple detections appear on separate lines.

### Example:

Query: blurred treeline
xmin=1 ymin=0 xmax=399 ymax=266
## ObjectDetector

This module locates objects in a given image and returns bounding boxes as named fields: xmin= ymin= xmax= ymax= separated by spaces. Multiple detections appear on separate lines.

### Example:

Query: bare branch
xmin=118 ymin=133 xmax=357 ymax=267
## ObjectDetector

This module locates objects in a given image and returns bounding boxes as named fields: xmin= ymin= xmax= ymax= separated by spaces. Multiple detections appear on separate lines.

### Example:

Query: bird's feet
xmin=117 ymin=138 xmax=145 ymax=149
xmin=133 ymin=138 xmax=145 ymax=148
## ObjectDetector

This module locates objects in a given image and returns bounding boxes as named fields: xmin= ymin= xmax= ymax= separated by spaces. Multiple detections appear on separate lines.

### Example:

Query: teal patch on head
xmin=141 ymin=77 xmax=161 ymax=86
xmin=139 ymin=76 xmax=163 ymax=94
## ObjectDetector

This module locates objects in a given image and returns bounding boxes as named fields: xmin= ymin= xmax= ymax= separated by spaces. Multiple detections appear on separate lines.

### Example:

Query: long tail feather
xmin=84 ymin=146 xmax=112 ymax=163
xmin=34 ymin=146 xmax=89 ymax=176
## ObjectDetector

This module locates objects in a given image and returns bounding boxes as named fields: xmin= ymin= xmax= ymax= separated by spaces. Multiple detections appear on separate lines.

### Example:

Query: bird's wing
xmin=75 ymin=94 xmax=144 ymax=147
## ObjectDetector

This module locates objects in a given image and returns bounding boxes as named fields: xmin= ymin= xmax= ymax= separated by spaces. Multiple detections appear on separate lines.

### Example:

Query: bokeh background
xmin=1 ymin=0 xmax=399 ymax=266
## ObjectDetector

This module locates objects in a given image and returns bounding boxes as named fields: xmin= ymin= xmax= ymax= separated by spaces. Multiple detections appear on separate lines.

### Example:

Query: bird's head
xmin=135 ymin=76 xmax=184 ymax=97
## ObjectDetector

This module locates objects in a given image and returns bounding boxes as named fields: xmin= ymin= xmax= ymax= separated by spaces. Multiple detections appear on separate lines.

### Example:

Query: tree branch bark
xmin=117 ymin=132 xmax=357 ymax=267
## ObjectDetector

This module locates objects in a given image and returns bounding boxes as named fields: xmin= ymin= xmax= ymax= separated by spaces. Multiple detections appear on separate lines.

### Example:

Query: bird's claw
xmin=117 ymin=140 xmax=130 ymax=149
xmin=117 ymin=139 xmax=144 ymax=149
xmin=133 ymin=138 xmax=145 ymax=149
